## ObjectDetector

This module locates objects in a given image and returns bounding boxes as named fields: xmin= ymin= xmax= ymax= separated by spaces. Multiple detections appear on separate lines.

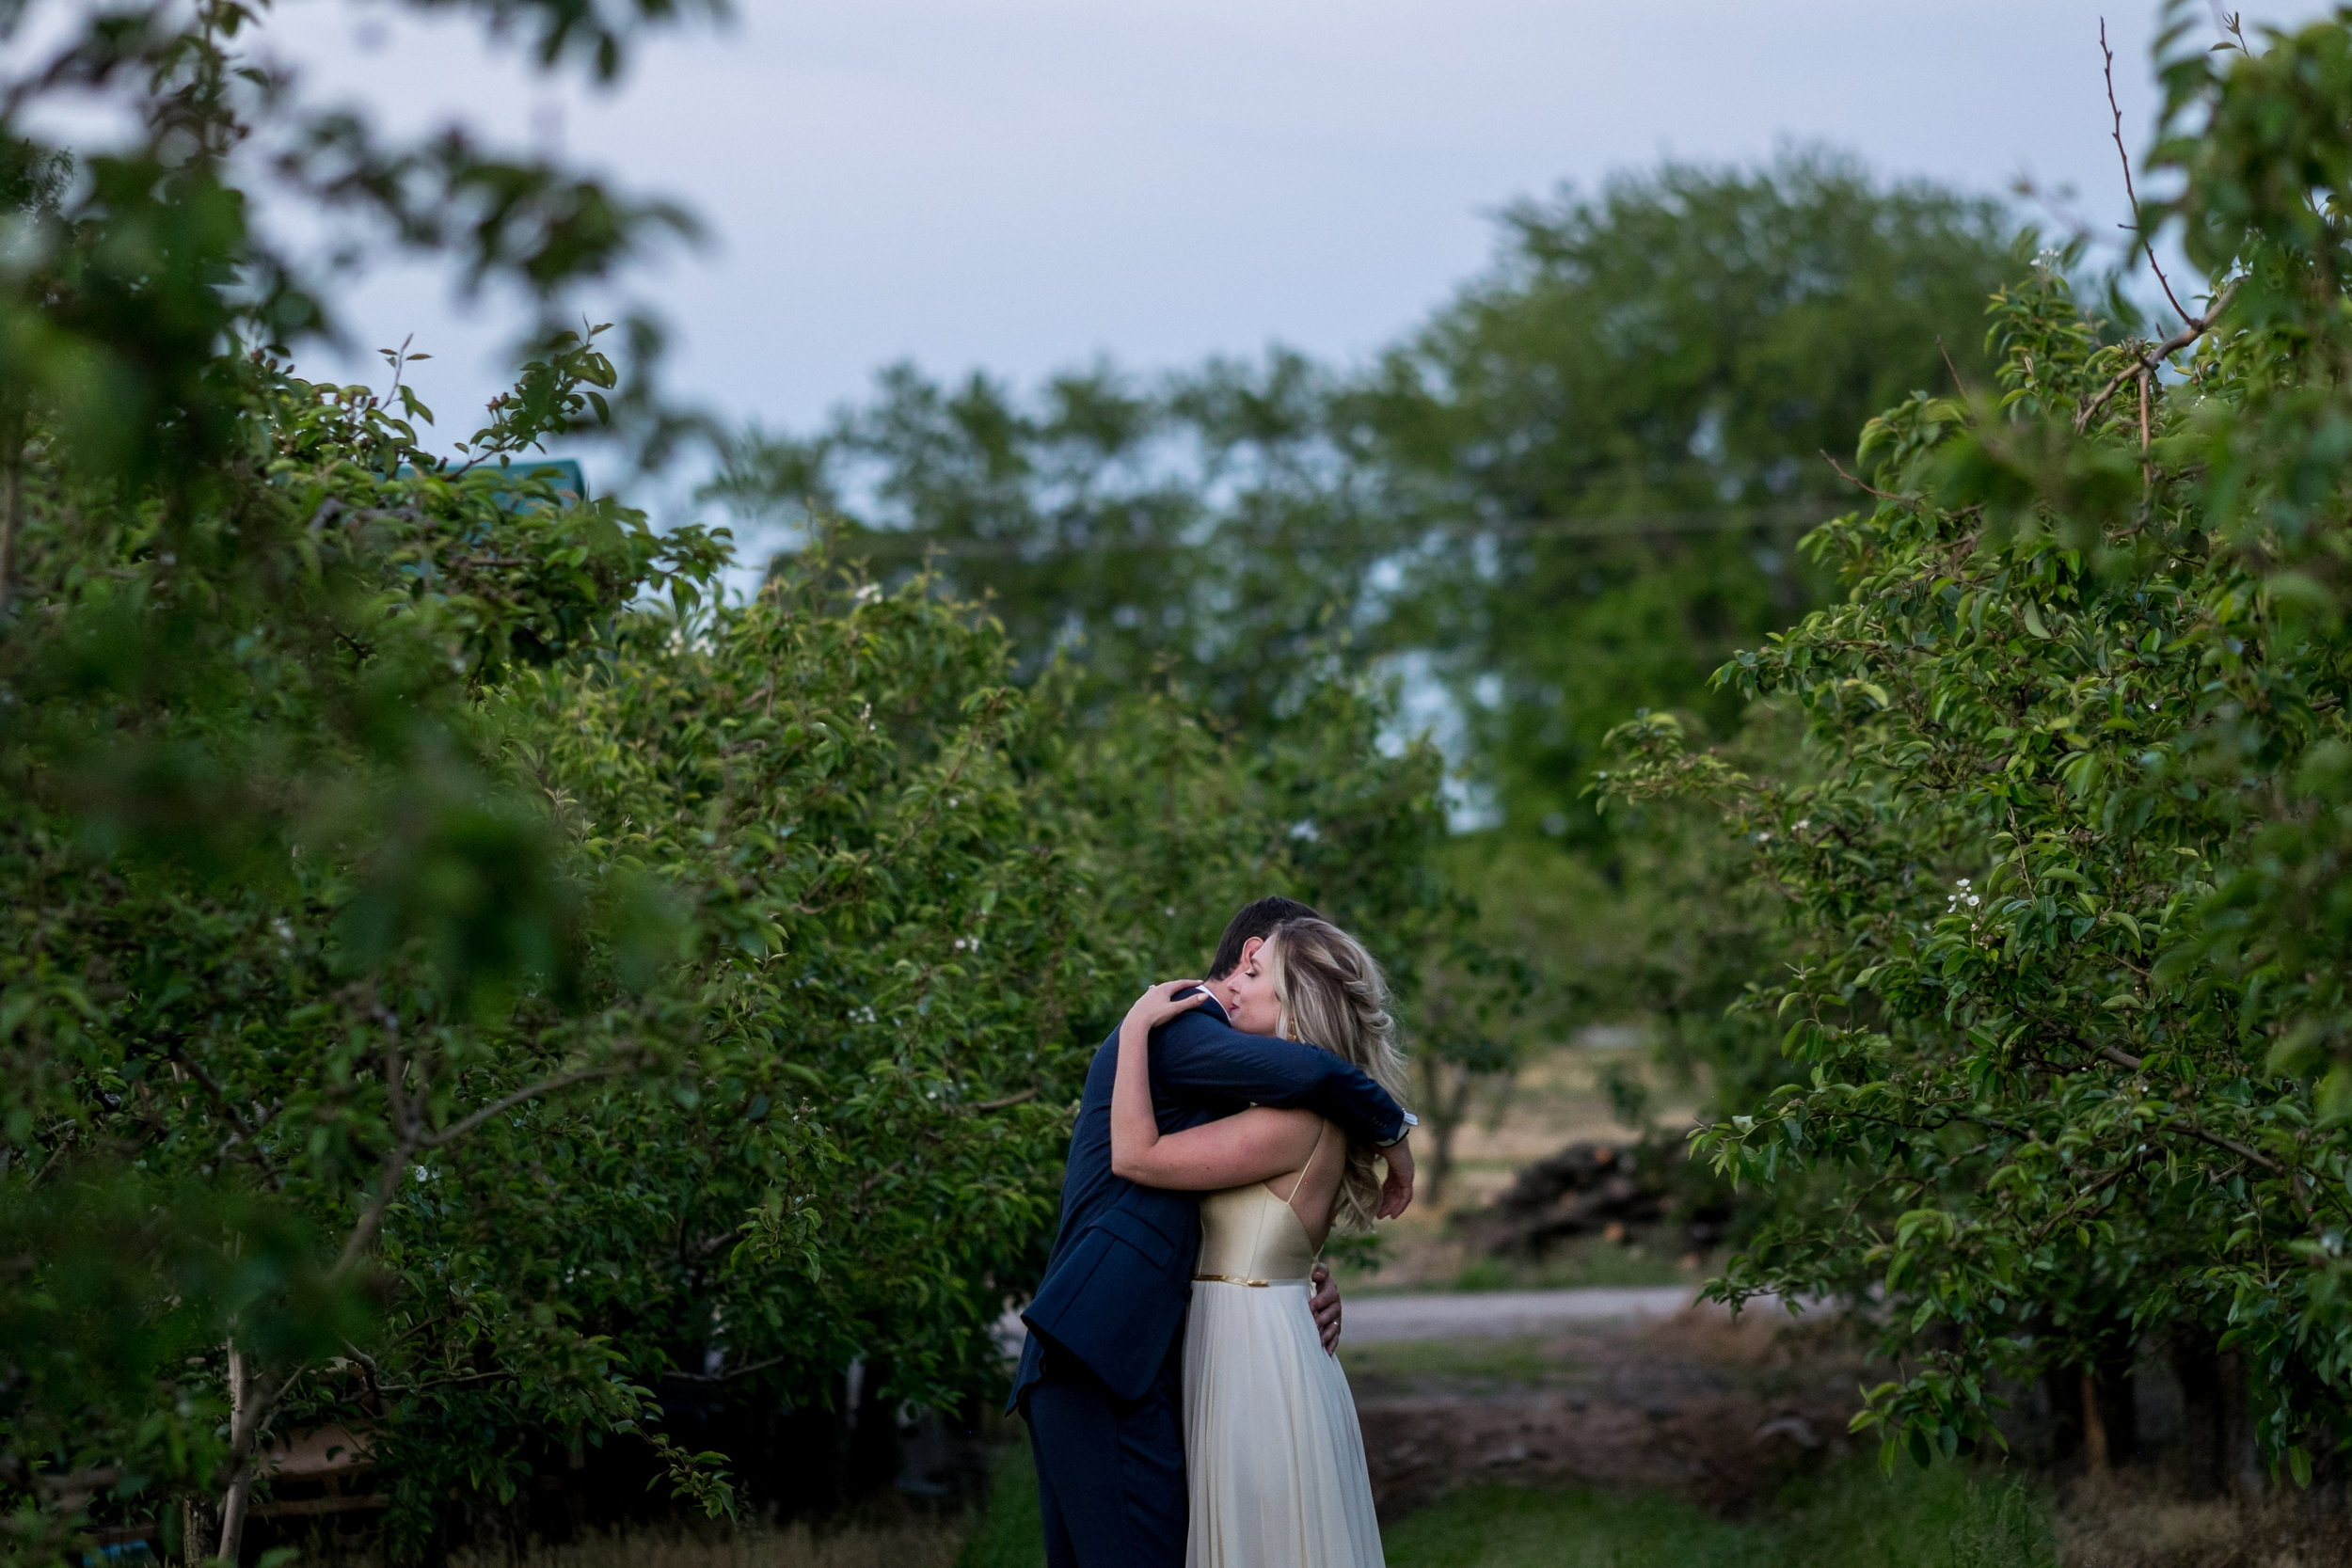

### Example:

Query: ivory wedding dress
xmin=1183 ymin=1126 xmax=1386 ymax=1568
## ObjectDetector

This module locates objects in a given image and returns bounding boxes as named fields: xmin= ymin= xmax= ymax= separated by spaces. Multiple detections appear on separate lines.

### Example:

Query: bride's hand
xmin=1125 ymin=979 xmax=1210 ymax=1035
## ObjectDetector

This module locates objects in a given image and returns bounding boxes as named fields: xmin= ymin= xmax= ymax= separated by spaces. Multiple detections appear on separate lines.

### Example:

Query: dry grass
xmin=434 ymin=1517 xmax=968 ymax=1568
xmin=2058 ymin=1477 xmax=2352 ymax=1568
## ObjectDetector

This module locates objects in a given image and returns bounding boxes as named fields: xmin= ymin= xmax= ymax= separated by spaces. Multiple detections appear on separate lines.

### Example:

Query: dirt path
xmin=999 ymin=1286 xmax=1862 ymax=1518
xmin=1339 ymin=1297 xmax=1863 ymax=1519
xmin=993 ymin=1285 xmax=1708 ymax=1356
xmin=1343 ymin=1286 xmax=1694 ymax=1341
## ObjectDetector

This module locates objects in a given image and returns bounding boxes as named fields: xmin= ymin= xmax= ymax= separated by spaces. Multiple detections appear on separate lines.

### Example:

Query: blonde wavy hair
xmin=1264 ymin=917 xmax=1410 ymax=1235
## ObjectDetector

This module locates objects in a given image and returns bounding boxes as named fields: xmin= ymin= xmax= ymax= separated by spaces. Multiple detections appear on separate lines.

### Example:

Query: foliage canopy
xmin=0 ymin=3 xmax=1465 ymax=1564
xmin=1605 ymin=2 xmax=2352 ymax=1478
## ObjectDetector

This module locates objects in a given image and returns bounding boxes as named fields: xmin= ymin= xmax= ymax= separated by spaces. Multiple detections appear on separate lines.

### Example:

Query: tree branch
xmin=1820 ymin=451 xmax=1902 ymax=501
xmin=2075 ymin=279 xmax=2240 ymax=433
xmin=213 ymin=1339 xmax=285 ymax=1562
xmin=415 ymin=1062 xmax=626 ymax=1149
xmin=167 ymin=1043 xmax=258 ymax=1140
xmin=1937 ymin=336 xmax=1972 ymax=398
xmin=169 ymin=1043 xmax=286 ymax=1192
xmin=2164 ymin=1119 xmax=2279 ymax=1175
xmin=664 ymin=1354 xmax=788 ymax=1386
xmin=2103 ymin=18 xmax=2193 ymax=326
xmin=332 ymin=1056 xmax=629 ymax=1279
xmin=334 ymin=1131 xmax=421 ymax=1285
xmin=331 ymin=1025 xmax=420 ymax=1283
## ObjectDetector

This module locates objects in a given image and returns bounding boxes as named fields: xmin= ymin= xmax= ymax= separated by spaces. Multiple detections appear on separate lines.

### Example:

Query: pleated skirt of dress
xmin=1182 ymin=1279 xmax=1386 ymax=1568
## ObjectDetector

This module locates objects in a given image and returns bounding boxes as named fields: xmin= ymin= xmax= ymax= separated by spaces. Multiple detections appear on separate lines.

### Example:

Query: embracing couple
xmin=1013 ymin=897 xmax=1419 ymax=1568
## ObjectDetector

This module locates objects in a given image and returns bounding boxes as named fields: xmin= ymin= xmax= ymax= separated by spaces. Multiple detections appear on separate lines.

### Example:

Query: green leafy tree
xmin=0 ymin=0 xmax=752 ymax=1554
xmin=0 ymin=7 xmax=1479 ymax=1557
xmin=0 ymin=322 xmax=738 ymax=1558
xmin=1605 ymin=5 xmax=2352 ymax=1481
xmin=709 ymin=357 xmax=1526 ymax=1199
xmin=705 ymin=351 xmax=1397 ymax=729
xmin=1362 ymin=149 xmax=2024 ymax=847
xmin=707 ymin=153 xmax=2025 ymax=1200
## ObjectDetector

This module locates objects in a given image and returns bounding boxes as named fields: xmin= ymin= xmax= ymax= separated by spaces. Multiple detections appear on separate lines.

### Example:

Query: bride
xmin=1110 ymin=916 xmax=1404 ymax=1568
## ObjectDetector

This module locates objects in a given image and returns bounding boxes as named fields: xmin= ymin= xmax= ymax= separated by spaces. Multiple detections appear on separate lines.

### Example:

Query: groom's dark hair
xmin=1207 ymin=896 xmax=1324 ymax=980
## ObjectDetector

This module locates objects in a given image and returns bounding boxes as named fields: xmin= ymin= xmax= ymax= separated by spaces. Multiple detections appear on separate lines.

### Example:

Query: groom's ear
xmin=1208 ymin=932 xmax=1267 ymax=982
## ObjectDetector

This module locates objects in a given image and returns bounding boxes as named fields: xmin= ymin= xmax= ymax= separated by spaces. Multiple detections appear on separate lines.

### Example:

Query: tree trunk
xmin=1412 ymin=1056 xmax=1480 ymax=1208
xmin=2172 ymin=1327 xmax=2228 ymax=1498
xmin=2040 ymin=1348 xmax=2084 ymax=1464
xmin=2077 ymin=1338 xmax=2138 ymax=1475
xmin=1425 ymin=1117 xmax=1456 ymax=1208
xmin=0 ymin=416 xmax=22 ymax=614
xmin=213 ymin=1338 xmax=280 ymax=1565
xmin=2219 ymin=1349 xmax=2265 ymax=1497
xmin=2080 ymin=1370 xmax=2109 ymax=1473
xmin=181 ymin=1497 xmax=218 ymax=1568
xmin=845 ymin=1356 xmax=899 ymax=1497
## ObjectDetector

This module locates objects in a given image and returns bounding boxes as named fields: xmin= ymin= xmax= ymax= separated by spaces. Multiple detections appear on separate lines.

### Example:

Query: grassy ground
xmin=1381 ymin=1464 xmax=2052 ymax=1568
xmin=434 ymin=1515 xmax=968 ymax=1568
xmin=948 ymin=1444 xmax=2054 ymax=1568
xmin=402 ymin=1455 xmax=2351 ymax=1568
xmin=955 ymin=1441 xmax=1045 ymax=1568
xmin=1339 ymin=1334 xmax=1587 ymax=1395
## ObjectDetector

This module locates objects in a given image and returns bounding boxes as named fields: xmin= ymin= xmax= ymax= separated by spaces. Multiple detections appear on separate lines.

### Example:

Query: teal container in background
xmin=395 ymin=459 xmax=587 ymax=509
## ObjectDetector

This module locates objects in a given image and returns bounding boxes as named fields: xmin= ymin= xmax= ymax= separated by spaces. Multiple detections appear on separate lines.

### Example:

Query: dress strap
xmin=1285 ymin=1119 xmax=1329 ymax=1207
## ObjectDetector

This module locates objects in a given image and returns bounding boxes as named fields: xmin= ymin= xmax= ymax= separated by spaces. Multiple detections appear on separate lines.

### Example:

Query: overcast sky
xmin=258 ymin=0 xmax=2321 ymax=451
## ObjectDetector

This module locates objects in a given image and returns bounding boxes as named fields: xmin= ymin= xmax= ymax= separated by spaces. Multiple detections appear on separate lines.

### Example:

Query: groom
xmin=1012 ymin=896 xmax=1418 ymax=1568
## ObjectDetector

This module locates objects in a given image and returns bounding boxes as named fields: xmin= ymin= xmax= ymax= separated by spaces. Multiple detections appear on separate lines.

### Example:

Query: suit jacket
xmin=1012 ymin=991 xmax=1406 ymax=1405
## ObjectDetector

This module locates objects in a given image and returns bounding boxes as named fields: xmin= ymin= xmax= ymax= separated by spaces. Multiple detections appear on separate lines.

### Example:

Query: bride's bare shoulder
xmin=1230 ymin=1104 xmax=1326 ymax=1151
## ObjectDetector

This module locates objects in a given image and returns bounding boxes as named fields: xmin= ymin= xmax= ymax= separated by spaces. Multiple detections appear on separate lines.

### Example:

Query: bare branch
xmin=28 ymin=1133 xmax=72 ymax=1189
xmin=966 ymin=1087 xmax=1040 ymax=1112
xmin=1937 ymin=336 xmax=1972 ymax=398
xmin=2104 ymin=18 xmax=2194 ymax=326
xmin=1820 ymin=450 xmax=1902 ymax=502
xmin=377 ymin=1013 xmax=413 ymax=1146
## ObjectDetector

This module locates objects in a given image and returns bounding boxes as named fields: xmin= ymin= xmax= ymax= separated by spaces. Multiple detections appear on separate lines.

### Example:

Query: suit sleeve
xmin=1149 ymin=1006 xmax=1406 ymax=1147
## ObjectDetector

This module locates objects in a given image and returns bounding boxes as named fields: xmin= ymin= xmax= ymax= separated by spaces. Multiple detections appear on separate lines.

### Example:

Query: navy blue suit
xmin=1013 ymin=992 xmax=1406 ymax=1568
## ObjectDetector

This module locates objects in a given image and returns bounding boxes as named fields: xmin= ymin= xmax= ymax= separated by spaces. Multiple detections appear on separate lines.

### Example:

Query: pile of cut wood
xmin=1457 ymin=1142 xmax=1667 ymax=1254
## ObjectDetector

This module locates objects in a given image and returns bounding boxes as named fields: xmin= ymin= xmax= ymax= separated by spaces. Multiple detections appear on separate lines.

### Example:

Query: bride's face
xmin=1217 ymin=936 xmax=1284 ymax=1037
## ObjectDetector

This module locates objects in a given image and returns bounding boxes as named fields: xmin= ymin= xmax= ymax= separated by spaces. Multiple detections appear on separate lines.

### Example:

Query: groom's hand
xmin=1309 ymin=1262 xmax=1342 ymax=1354
xmin=1375 ymin=1135 xmax=1416 ymax=1220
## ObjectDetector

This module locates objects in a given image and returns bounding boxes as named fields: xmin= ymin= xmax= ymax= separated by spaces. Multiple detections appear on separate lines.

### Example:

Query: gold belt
xmin=1192 ymin=1273 xmax=1295 ymax=1287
